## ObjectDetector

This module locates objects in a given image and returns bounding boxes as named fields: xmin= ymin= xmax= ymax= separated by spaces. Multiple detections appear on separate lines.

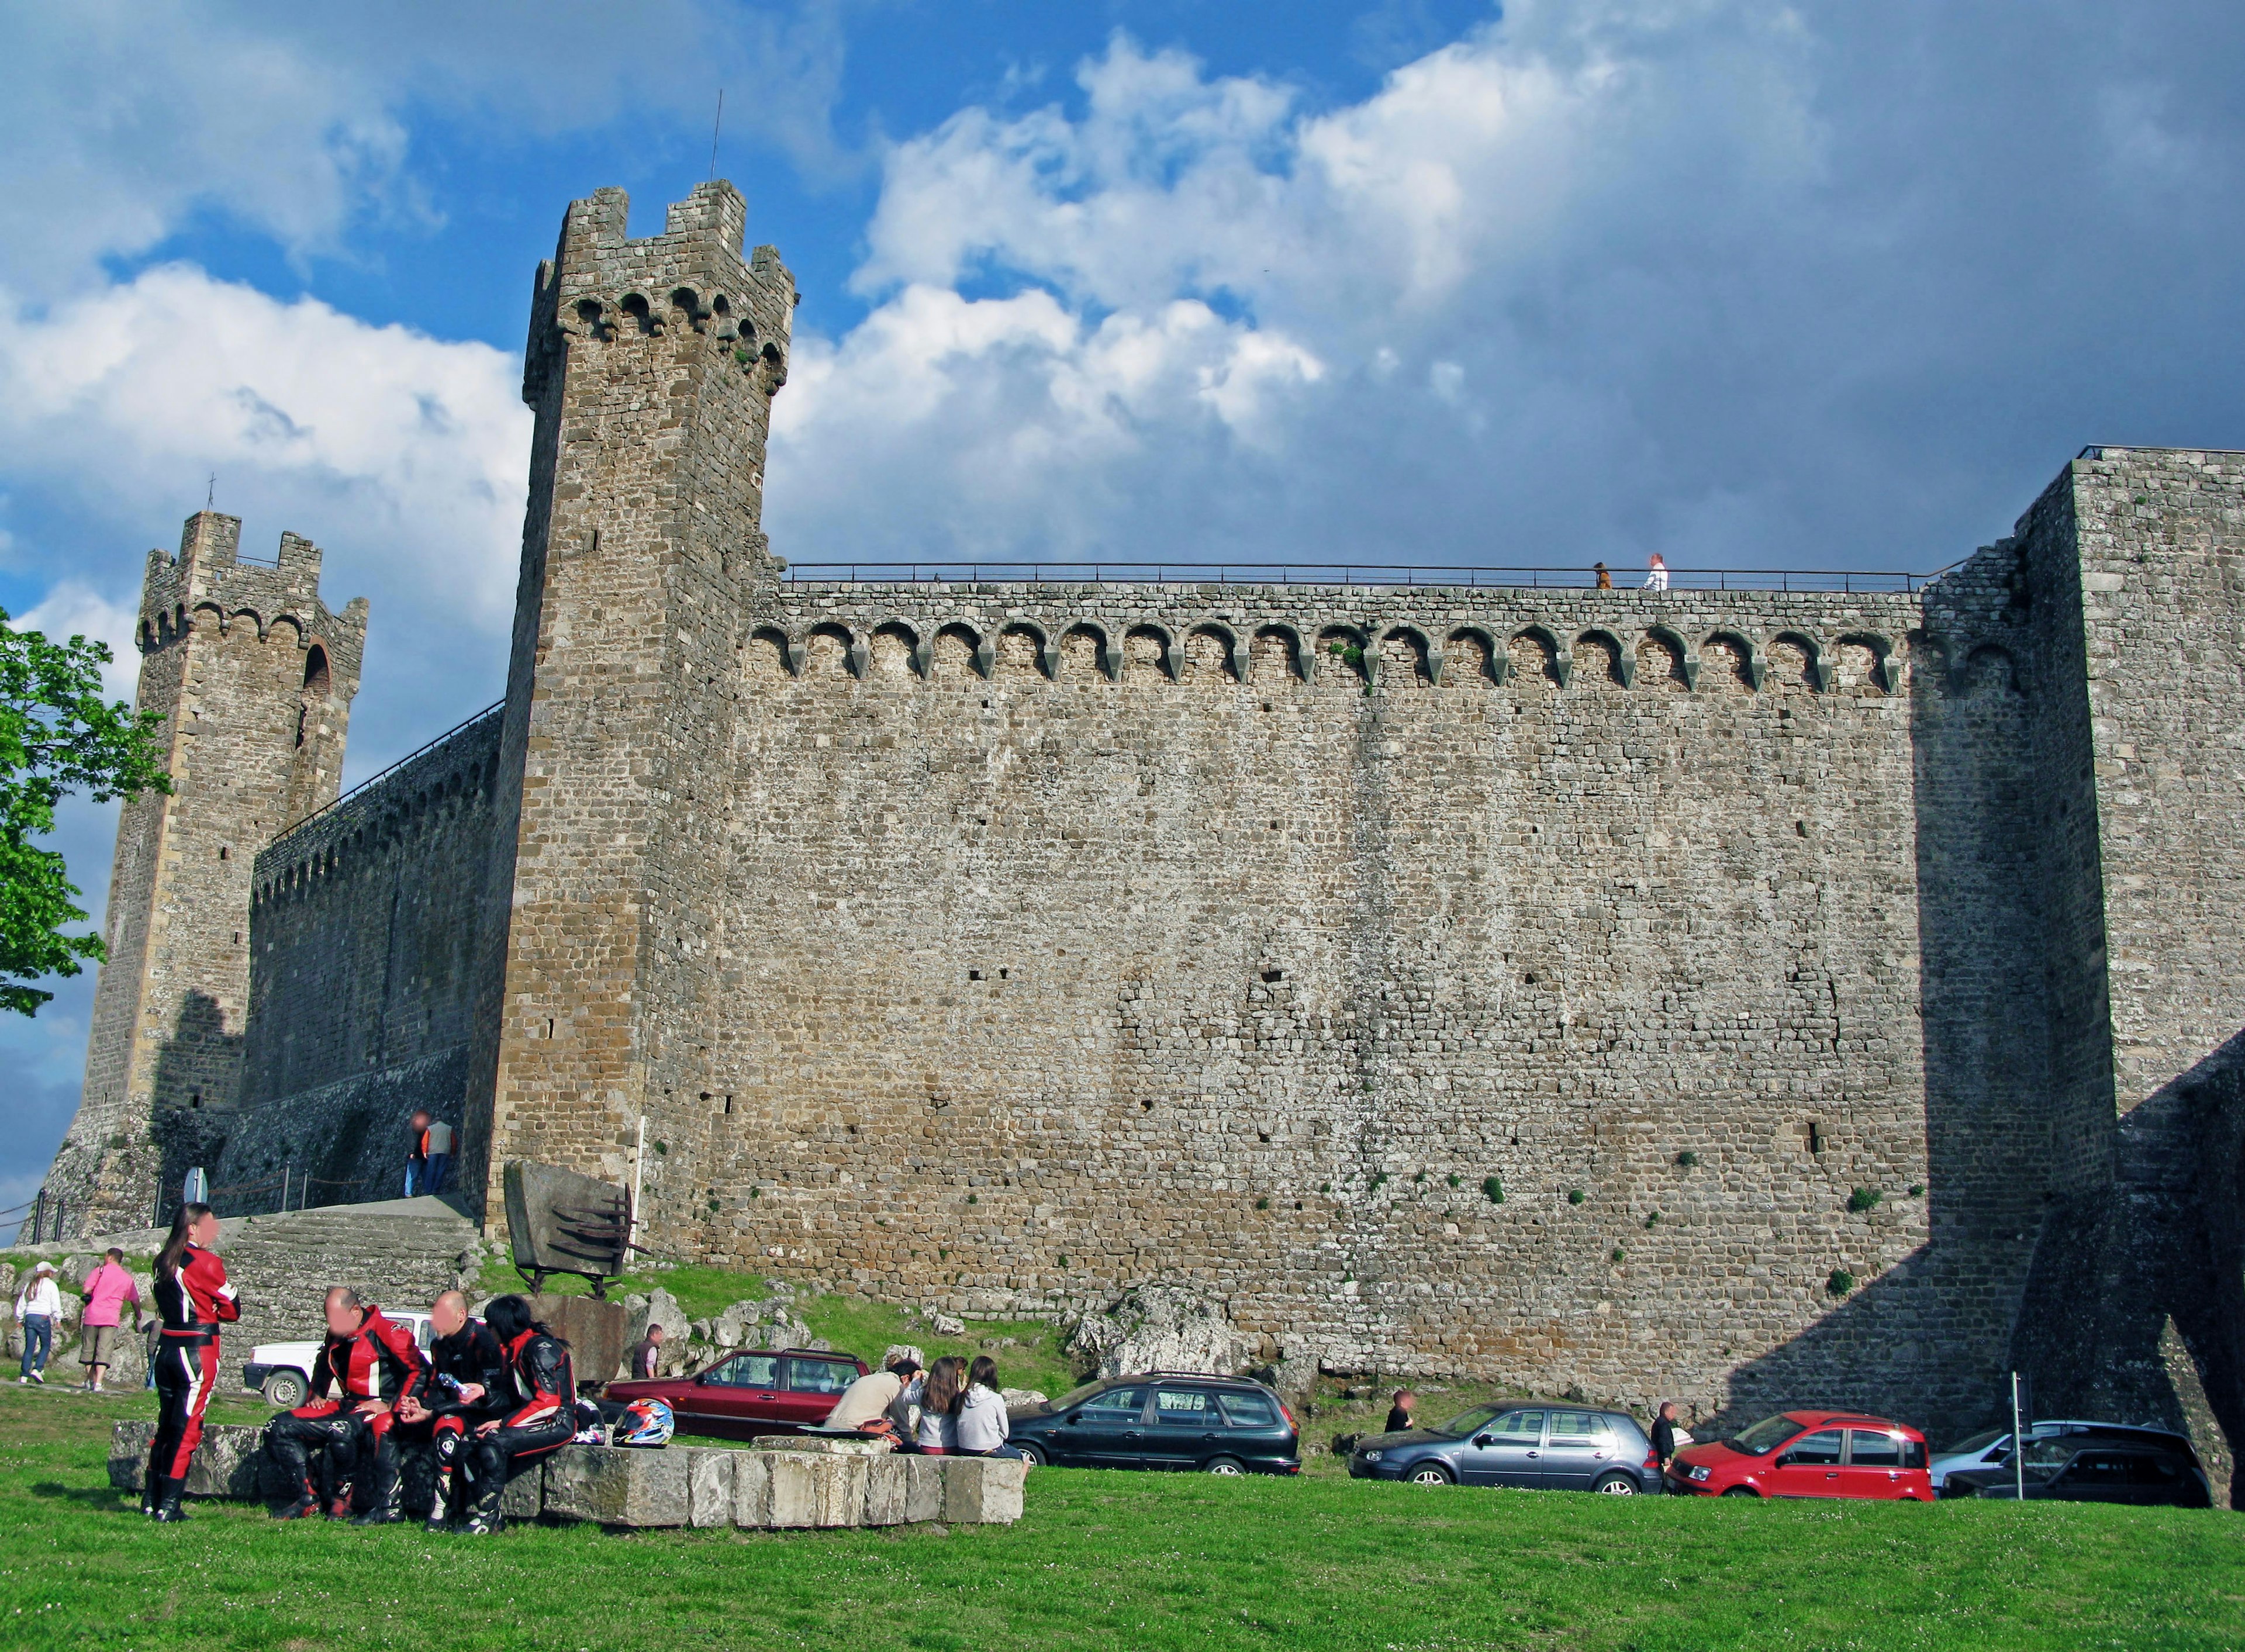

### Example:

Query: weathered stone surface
xmin=1069 ymin=1282 xmax=1255 ymax=1380
xmin=543 ymin=1444 xmax=688 ymax=1526
xmin=755 ymin=1434 xmax=890 ymax=1456
xmin=862 ymin=1453 xmax=909 ymax=1526
xmin=501 ymin=1463 xmax=544 ymax=1520
xmin=108 ymin=1420 xmax=278 ymax=1499
xmin=731 ymin=1450 xmax=771 ymax=1527
xmin=901 ymin=1454 xmax=945 ymax=1525
xmin=940 ymin=1455 xmax=1025 ymax=1525
xmin=685 ymin=1447 xmax=734 ymax=1527
xmin=762 ymin=1451 xmax=866 ymax=1528
xmin=883 ymin=1344 xmax=925 ymax=1371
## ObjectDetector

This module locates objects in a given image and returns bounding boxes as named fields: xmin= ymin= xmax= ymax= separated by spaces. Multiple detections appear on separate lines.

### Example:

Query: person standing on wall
xmin=1645 ymin=552 xmax=1670 ymax=592
xmin=78 ymin=1249 xmax=141 ymax=1392
xmin=15 ymin=1262 xmax=61 ymax=1385
xmin=147 ymin=1203 xmax=239 ymax=1522
xmin=421 ymin=1117 xmax=455 ymax=1195
xmin=1594 ymin=562 xmax=1612 ymax=590
xmin=404 ymin=1111 xmax=431 ymax=1196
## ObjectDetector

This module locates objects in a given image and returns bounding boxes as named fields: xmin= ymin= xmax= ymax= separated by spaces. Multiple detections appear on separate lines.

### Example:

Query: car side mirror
xmin=693 ymin=1372 xmax=709 ymax=1385
xmin=1473 ymin=1435 xmax=1493 ymax=1449
xmin=1066 ymin=1412 xmax=1082 ymax=1425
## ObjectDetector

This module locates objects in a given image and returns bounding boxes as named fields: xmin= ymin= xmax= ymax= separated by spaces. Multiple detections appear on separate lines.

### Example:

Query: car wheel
xmin=1016 ymin=1443 xmax=1047 ymax=1468
xmin=1407 ymin=1464 xmax=1455 ymax=1487
xmin=263 ymin=1370 xmax=308 ymax=1409
xmin=1593 ymin=1473 xmax=1639 ymax=1495
xmin=1204 ymin=1456 xmax=1246 ymax=1475
xmin=1721 ymin=1485 xmax=1759 ymax=1498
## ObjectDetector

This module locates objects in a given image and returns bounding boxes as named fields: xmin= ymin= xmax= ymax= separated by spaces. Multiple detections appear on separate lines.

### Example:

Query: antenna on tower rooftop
xmin=710 ymin=88 xmax=724 ymax=181
xmin=206 ymin=473 xmax=215 ymax=512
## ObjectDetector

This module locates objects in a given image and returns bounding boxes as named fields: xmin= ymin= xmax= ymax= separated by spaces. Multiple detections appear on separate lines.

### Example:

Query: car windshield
xmin=1726 ymin=1415 xmax=1805 ymax=1456
xmin=1436 ymin=1405 xmax=1507 ymax=1438
xmin=1048 ymin=1381 xmax=1108 ymax=1413
xmin=2016 ymin=1439 xmax=2074 ymax=1475
xmin=1944 ymin=1428 xmax=2008 ymax=1456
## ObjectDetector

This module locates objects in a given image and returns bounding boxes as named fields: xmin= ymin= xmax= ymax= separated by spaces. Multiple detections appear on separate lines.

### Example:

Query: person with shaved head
xmin=392 ymin=1290 xmax=506 ymax=1532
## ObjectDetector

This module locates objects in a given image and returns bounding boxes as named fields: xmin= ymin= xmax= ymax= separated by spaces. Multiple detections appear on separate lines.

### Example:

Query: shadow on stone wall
xmin=149 ymin=990 xmax=240 ymax=1224
xmin=210 ymin=1045 xmax=472 ymax=1213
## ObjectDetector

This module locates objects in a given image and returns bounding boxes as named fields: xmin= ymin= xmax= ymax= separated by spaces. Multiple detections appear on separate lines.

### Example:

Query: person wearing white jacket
xmin=16 ymin=1262 xmax=63 ymax=1384
xmin=955 ymin=1355 xmax=1023 ymax=1460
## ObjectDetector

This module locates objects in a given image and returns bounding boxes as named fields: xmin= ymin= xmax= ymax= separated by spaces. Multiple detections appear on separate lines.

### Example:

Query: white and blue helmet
xmin=615 ymin=1397 xmax=675 ymax=1448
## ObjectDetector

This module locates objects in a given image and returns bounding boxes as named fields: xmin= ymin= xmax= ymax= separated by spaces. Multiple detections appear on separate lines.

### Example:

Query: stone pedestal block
xmin=543 ymin=1443 xmax=688 ymax=1526
xmin=940 ymin=1455 xmax=1025 ymax=1525
xmin=108 ymin=1420 xmax=278 ymax=1499
xmin=732 ymin=1450 xmax=772 ymax=1526
xmin=864 ymin=1454 xmax=909 ymax=1525
xmin=502 ymin=1462 xmax=545 ymax=1520
xmin=685 ymin=1447 xmax=734 ymax=1527
xmin=764 ymin=1450 xmax=866 ymax=1527
xmin=902 ymin=1454 xmax=945 ymax=1523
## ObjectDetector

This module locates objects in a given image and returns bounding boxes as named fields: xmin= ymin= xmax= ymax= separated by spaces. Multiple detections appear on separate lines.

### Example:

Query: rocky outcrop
xmin=1066 ymin=1281 xmax=1255 ymax=1380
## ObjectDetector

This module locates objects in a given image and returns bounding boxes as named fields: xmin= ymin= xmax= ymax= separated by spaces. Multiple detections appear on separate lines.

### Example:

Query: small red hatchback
xmin=1667 ymin=1411 xmax=1934 ymax=1500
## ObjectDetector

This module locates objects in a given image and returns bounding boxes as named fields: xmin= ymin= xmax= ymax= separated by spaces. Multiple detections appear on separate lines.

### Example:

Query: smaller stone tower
xmin=43 ymin=513 xmax=367 ymax=1235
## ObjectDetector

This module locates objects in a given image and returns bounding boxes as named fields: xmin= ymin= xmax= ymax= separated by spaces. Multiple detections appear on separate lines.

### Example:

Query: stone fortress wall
xmin=42 ymin=182 xmax=2245 ymax=1495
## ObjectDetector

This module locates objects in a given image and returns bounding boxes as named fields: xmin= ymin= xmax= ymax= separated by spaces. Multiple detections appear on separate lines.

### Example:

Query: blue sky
xmin=5 ymin=0 xmax=2244 ymax=1226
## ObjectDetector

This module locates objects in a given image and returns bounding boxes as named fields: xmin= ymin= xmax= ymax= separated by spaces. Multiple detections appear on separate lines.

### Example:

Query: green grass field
xmin=2 ymin=1385 xmax=2239 ymax=1651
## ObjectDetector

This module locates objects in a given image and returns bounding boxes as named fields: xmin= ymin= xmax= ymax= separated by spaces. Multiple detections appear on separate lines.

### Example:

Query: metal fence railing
xmin=780 ymin=561 xmax=1949 ymax=594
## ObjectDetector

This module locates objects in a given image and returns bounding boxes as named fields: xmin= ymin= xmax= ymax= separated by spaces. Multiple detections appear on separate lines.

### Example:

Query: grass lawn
xmin=3 ymin=1386 xmax=2240 ymax=1650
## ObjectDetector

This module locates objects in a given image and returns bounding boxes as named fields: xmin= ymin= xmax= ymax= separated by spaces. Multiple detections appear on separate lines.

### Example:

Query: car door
xmin=780 ymin=1356 xmax=860 ymax=1432
xmin=2053 ymin=1451 xmax=2133 ymax=1504
xmin=1537 ymin=1410 xmax=1617 ymax=1491
xmin=1843 ymin=1429 xmax=1908 ymax=1498
xmin=1146 ymin=1384 xmax=1222 ymax=1468
xmin=1056 ymin=1384 xmax=1150 ymax=1467
xmin=1457 ymin=1409 xmax=1544 ymax=1487
xmin=1216 ymin=1387 xmax=1287 ymax=1464
xmin=1766 ymin=1429 xmax=1847 ymax=1497
xmin=689 ymin=1352 xmax=783 ymax=1439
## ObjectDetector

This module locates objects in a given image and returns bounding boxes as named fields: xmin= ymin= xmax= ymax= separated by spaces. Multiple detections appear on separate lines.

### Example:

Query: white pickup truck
xmin=241 ymin=1312 xmax=436 ymax=1408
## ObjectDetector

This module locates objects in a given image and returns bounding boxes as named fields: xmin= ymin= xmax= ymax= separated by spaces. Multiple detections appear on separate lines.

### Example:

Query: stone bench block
xmin=685 ymin=1446 xmax=735 ymax=1527
xmin=109 ymin=1420 xmax=282 ymax=1499
xmin=863 ymin=1453 xmax=909 ymax=1525
xmin=732 ymin=1450 xmax=772 ymax=1527
xmin=903 ymin=1454 xmax=945 ymax=1523
xmin=762 ymin=1449 xmax=867 ymax=1527
xmin=543 ymin=1443 xmax=688 ymax=1526
xmin=941 ymin=1454 xmax=1025 ymax=1525
xmin=502 ymin=1460 xmax=545 ymax=1520
xmin=757 ymin=1433 xmax=892 ymax=1456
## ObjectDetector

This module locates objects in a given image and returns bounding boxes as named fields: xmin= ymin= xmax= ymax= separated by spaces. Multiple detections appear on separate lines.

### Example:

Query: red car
xmin=606 ymin=1347 xmax=869 ymax=1440
xmin=1668 ymin=1411 xmax=1934 ymax=1500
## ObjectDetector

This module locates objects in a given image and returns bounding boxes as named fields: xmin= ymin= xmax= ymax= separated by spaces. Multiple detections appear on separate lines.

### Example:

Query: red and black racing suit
xmin=462 ymin=1328 xmax=575 ymax=1527
xmin=148 ymin=1245 xmax=240 ymax=1499
xmin=264 ymin=1305 xmax=426 ymax=1514
xmin=399 ymin=1318 xmax=507 ymax=1520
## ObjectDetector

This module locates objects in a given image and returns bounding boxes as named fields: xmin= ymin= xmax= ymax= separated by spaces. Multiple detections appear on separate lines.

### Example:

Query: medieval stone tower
xmin=46 ymin=513 xmax=365 ymax=1232
xmin=458 ymin=179 xmax=796 ymax=1213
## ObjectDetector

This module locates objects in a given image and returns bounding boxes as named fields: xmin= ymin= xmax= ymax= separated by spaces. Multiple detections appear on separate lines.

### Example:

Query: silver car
xmin=1929 ymin=1420 xmax=2112 ymax=1493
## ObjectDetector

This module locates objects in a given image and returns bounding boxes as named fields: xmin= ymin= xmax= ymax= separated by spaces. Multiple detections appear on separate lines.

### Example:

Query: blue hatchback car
xmin=1348 ymin=1402 xmax=1660 ymax=1494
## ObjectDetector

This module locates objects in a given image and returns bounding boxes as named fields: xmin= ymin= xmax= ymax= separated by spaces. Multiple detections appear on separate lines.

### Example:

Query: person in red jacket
xmin=392 ymin=1290 xmax=507 ymax=1531
xmin=457 ymin=1295 xmax=576 ymax=1536
xmin=146 ymin=1203 xmax=239 ymax=1523
xmin=264 ymin=1286 xmax=427 ymax=1523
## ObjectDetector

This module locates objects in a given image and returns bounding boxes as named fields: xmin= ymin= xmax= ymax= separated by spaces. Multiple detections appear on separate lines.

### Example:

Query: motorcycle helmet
xmin=615 ymin=1397 xmax=675 ymax=1448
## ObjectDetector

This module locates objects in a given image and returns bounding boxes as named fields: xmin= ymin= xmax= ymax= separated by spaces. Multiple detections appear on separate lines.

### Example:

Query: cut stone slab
xmin=109 ymin=1420 xmax=279 ymax=1499
xmin=863 ymin=1453 xmax=909 ymax=1526
xmin=502 ymin=1463 xmax=544 ymax=1520
xmin=940 ymin=1454 xmax=1025 ymax=1525
xmin=757 ymin=1433 xmax=891 ymax=1456
xmin=544 ymin=1443 xmax=688 ymax=1526
xmin=685 ymin=1447 xmax=734 ymax=1527
xmin=763 ymin=1450 xmax=866 ymax=1528
xmin=902 ymin=1453 xmax=945 ymax=1523
xmin=732 ymin=1450 xmax=772 ymax=1527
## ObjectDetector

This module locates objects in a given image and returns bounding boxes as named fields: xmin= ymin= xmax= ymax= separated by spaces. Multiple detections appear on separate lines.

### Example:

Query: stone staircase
xmin=92 ymin=1195 xmax=491 ymax=1398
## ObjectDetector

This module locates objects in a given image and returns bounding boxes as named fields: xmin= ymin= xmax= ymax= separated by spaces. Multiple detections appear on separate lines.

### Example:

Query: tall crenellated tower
xmin=460 ymin=181 xmax=793 ymax=1221
xmin=44 ymin=513 xmax=366 ymax=1235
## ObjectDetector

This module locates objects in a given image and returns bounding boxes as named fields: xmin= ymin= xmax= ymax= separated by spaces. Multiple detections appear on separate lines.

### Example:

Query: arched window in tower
xmin=297 ymin=644 xmax=330 ymax=748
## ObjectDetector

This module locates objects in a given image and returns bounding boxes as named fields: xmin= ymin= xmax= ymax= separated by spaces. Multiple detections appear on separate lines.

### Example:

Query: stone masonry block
xmin=940 ymin=1454 xmax=1025 ymax=1525
xmin=862 ymin=1453 xmax=909 ymax=1526
xmin=902 ymin=1453 xmax=945 ymax=1524
xmin=762 ymin=1450 xmax=866 ymax=1528
xmin=544 ymin=1443 xmax=688 ymax=1526
xmin=732 ymin=1449 xmax=772 ymax=1527
xmin=502 ymin=1461 xmax=545 ymax=1520
xmin=686 ymin=1447 xmax=734 ymax=1527
xmin=109 ymin=1421 xmax=280 ymax=1499
xmin=109 ymin=1421 xmax=154 ymax=1491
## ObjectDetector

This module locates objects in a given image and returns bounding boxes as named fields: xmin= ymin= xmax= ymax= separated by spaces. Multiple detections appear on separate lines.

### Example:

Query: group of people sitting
xmin=136 ymin=1200 xmax=574 ymax=1532
xmin=262 ymin=1283 xmax=576 ymax=1533
xmin=820 ymin=1350 xmax=1023 ymax=1458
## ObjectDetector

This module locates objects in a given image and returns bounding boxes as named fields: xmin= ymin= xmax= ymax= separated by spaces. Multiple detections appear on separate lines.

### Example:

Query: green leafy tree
xmin=0 ymin=609 xmax=170 ymax=1014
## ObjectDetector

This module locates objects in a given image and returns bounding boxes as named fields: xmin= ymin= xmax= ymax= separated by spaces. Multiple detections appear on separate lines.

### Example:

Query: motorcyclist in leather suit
xmin=458 ymin=1294 xmax=576 ymax=1536
xmin=391 ymin=1289 xmax=508 ymax=1531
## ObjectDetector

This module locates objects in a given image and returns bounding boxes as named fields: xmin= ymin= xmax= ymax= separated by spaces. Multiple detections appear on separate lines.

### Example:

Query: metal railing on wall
xmin=266 ymin=699 xmax=505 ymax=852
xmin=780 ymin=561 xmax=1950 ymax=594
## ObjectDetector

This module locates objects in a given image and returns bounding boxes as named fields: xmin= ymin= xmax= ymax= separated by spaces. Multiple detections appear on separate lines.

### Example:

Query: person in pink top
xmin=80 ymin=1247 xmax=143 ymax=1394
